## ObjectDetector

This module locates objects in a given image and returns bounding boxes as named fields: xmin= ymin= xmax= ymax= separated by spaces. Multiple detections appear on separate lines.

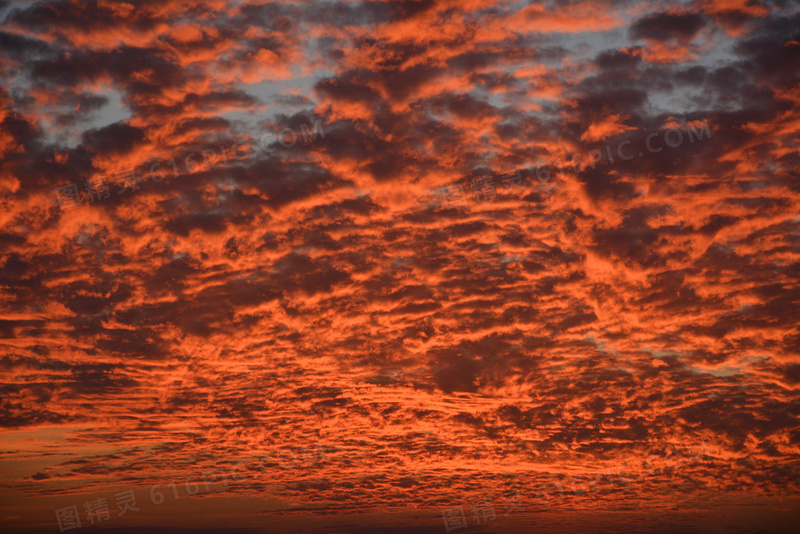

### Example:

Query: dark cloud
xmin=629 ymin=12 xmax=708 ymax=42
xmin=81 ymin=122 xmax=146 ymax=156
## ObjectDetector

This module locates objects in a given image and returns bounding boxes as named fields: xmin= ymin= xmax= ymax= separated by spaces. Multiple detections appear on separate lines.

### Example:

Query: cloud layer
xmin=1 ymin=0 xmax=799 ymax=532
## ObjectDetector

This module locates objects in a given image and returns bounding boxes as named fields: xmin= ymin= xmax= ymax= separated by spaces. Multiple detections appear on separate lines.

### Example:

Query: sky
xmin=1 ymin=0 xmax=799 ymax=533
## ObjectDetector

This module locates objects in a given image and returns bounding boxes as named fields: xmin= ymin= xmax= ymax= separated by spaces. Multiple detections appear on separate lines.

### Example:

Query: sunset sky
xmin=1 ymin=0 xmax=799 ymax=533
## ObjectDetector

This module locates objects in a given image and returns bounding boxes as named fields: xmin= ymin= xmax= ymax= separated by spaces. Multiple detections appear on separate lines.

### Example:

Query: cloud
xmin=629 ymin=12 xmax=708 ymax=42
xmin=1 ymin=1 xmax=799 ymax=532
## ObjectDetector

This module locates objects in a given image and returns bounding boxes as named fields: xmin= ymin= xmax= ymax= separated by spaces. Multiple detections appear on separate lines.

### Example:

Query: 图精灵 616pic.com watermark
xmin=435 ymin=121 xmax=712 ymax=210
xmin=54 ymin=119 xmax=326 ymax=211
xmin=535 ymin=120 xmax=712 ymax=181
